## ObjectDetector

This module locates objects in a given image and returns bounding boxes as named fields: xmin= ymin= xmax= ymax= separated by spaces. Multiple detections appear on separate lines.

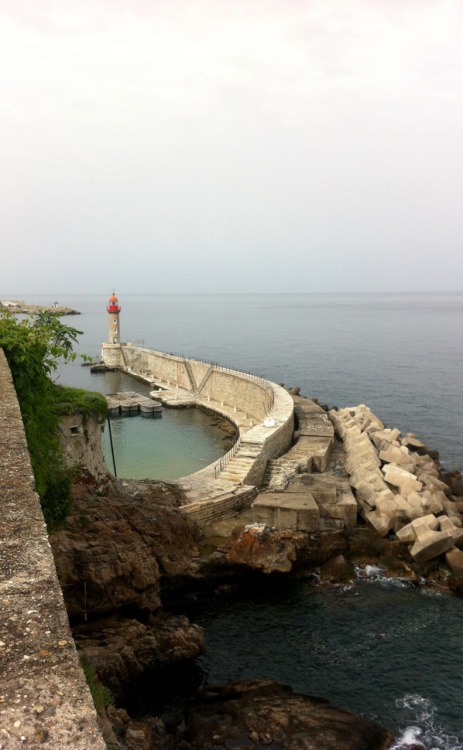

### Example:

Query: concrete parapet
xmin=0 ymin=349 xmax=105 ymax=748
xmin=252 ymin=492 xmax=320 ymax=531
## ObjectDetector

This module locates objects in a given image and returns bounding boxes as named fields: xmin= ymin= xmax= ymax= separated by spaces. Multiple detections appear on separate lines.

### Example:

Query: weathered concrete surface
xmin=329 ymin=405 xmax=458 ymax=531
xmin=0 ymin=349 xmax=105 ymax=749
xmin=252 ymin=416 xmax=357 ymax=533
xmin=59 ymin=412 xmax=108 ymax=482
xmin=252 ymin=492 xmax=320 ymax=531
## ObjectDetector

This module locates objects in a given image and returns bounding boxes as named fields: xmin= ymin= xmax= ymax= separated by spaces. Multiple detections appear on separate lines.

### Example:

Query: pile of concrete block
xmin=329 ymin=404 xmax=462 ymax=564
xmin=292 ymin=397 xmax=335 ymax=473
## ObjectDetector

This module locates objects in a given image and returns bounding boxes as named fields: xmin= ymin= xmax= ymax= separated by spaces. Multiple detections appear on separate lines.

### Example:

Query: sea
xmin=9 ymin=291 xmax=463 ymax=748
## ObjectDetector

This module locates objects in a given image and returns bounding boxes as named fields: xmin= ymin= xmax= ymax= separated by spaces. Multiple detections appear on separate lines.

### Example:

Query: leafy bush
xmin=79 ymin=654 xmax=115 ymax=711
xmin=0 ymin=309 xmax=106 ymax=529
xmin=51 ymin=383 xmax=108 ymax=422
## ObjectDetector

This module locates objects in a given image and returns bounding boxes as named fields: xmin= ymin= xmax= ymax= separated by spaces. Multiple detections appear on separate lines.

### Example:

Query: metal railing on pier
xmin=214 ymin=436 xmax=242 ymax=478
xmin=122 ymin=346 xmax=275 ymax=414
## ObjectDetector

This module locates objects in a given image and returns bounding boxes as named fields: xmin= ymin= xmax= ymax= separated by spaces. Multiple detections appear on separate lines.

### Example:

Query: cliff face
xmin=49 ymin=475 xmax=204 ymax=700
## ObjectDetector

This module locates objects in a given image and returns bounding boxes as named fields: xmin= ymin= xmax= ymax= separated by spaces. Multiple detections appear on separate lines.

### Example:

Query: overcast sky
xmin=1 ymin=0 xmax=463 ymax=295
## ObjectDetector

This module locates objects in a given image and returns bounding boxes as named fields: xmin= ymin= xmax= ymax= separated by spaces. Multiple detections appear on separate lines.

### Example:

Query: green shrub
xmin=0 ymin=310 xmax=106 ymax=529
xmin=79 ymin=654 xmax=115 ymax=711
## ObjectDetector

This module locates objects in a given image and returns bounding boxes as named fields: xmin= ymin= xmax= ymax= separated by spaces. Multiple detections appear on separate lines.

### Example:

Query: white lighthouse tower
xmin=107 ymin=291 xmax=121 ymax=344
xmin=101 ymin=292 xmax=123 ymax=368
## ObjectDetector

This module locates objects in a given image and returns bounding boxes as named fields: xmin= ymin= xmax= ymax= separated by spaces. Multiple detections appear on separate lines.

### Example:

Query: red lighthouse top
xmin=107 ymin=292 xmax=121 ymax=313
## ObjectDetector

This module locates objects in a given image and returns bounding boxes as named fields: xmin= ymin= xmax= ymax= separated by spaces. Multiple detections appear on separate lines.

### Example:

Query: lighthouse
xmin=107 ymin=292 xmax=121 ymax=344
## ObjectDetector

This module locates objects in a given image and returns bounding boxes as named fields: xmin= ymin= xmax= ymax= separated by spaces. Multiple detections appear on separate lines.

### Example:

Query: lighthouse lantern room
xmin=107 ymin=292 xmax=121 ymax=344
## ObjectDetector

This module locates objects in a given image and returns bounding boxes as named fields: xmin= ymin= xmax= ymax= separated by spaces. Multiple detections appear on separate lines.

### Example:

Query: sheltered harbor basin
xmin=102 ymin=342 xmax=295 ymax=524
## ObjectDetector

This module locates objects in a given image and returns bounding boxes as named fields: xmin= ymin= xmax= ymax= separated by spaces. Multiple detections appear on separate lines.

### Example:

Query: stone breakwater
xmin=329 ymin=404 xmax=463 ymax=586
xmin=0 ymin=300 xmax=80 ymax=315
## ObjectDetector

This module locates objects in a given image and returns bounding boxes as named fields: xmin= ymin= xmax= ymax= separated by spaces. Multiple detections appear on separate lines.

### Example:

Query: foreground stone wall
xmin=0 ymin=348 xmax=105 ymax=749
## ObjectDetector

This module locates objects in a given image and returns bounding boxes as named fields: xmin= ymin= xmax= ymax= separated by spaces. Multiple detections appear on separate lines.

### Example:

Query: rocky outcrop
xmin=49 ymin=475 xmax=204 ymax=694
xmin=226 ymin=523 xmax=313 ymax=573
xmin=215 ymin=523 xmax=348 ymax=575
xmin=73 ymin=613 xmax=203 ymax=700
xmin=179 ymin=679 xmax=394 ymax=750
xmin=97 ymin=678 xmax=394 ymax=750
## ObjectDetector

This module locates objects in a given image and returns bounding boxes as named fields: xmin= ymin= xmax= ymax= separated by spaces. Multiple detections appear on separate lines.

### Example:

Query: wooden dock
xmin=106 ymin=391 xmax=162 ymax=416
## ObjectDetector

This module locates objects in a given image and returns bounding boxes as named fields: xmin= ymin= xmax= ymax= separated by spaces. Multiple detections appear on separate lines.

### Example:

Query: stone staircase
xmin=178 ymin=472 xmax=257 ymax=525
xmin=252 ymin=399 xmax=358 ymax=532
xmin=219 ymin=442 xmax=262 ymax=484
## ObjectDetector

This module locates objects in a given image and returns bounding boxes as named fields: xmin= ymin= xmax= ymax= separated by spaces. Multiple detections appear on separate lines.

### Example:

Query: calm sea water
xmin=13 ymin=291 xmax=463 ymax=747
xmin=16 ymin=291 xmax=461 ymax=470
xmin=188 ymin=571 xmax=463 ymax=750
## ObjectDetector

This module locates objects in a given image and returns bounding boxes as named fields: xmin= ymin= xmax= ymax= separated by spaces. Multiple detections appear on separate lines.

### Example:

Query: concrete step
xmin=218 ymin=474 xmax=244 ymax=483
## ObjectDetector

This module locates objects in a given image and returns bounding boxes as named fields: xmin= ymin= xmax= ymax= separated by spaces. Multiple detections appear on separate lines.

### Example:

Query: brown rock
xmin=445 ymin=547 xmax=463 ymax=593
xmin=319 ymin=554 xmax=355 ymax=583
xmin=441 ymin=470 xmax=463 ymax=496
xmin=226 ymin=526 xmax=348 ymax=575
xmin=74 ymin=613 xmax=203 ymax=700
xmin=344 ymin=526 xmax=391 ymax=561
xmin=184 ymin=679 xmax=394 ymax=750
xmin=227 ymin=524 xmax=308 ymax=573
xmin=50 ymin=477 xmax=200 ymax=619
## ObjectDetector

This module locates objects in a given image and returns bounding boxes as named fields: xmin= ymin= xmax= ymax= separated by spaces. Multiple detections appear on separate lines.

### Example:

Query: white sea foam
xmin=392 ymin=695 xmax=463 ymax=750
xmin=390 ymin=725 xmax=423 ymax=748
xmin=355 ymin=565 xmax=413 ymax=590
xmin=355 ymin=564 xmax=385 ymax=579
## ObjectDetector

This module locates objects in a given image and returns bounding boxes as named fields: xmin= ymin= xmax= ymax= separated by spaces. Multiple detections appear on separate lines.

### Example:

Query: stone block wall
xmin=101 ymin=342 xmax=123 ymax=368
xmin=120 ymin=346 xmax=274 ymax=421
xmin=200 ymin=370 xmax=272 ymax=421
xmin=0 ymin=348 xmax=105 ymax=748
xmin=183 ymin=487 xmax=257 ymax=525
xmin=59 ymin=413 xmax=108 ymax=481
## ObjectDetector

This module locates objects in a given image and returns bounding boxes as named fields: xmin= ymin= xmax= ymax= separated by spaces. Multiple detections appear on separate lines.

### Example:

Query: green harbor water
xmin=94 ymin=371 xmax=231 ymax=480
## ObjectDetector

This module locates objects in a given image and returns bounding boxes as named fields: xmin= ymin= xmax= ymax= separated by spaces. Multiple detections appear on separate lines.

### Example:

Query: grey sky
xmin=2 ymin=0 xmax=463 ymax=294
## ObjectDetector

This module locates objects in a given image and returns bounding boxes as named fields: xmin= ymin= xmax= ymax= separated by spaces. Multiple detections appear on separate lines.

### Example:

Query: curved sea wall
xmin=118 ymin=344 xmax=274 ymax=421
xmin=0 ymin=348 xmax=105 ymax=748
xmin=103 ymin=344 xmax=295 ymax=495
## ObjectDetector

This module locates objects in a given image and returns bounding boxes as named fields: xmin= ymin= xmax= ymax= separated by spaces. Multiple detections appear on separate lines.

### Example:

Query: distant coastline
xmin=0 ymin=299 xmax=81 ymax=316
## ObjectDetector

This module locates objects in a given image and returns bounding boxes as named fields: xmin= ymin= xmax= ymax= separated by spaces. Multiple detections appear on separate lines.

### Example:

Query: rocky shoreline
xmin=0 ymin=299 xmax=80 ymax=315
xmin=49 ymin=472 xmax=397 ymax=749
xmin=49 ymin=393 xmax=463 ymax=749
